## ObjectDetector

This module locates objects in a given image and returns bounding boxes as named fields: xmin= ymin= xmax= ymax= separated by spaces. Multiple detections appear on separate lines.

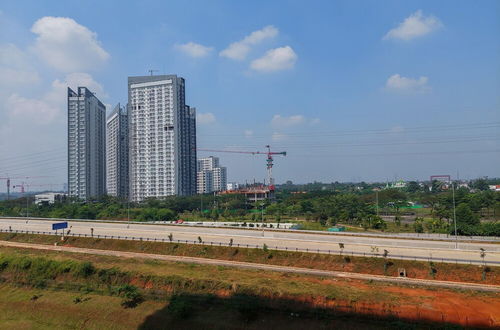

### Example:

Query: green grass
xmin=0 ymin=247 xmax=397 ymax=303
xmin=0 ymin=284 xmax=164 ymax=330
xmin=0 ymin=283 xmax=441 ymax=330
xmin=0 ymin=246 xmax=497 ymax=329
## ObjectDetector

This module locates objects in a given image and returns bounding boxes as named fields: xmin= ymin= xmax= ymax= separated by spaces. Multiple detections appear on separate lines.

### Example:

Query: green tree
xmin=472 ymin=178 xmax=489 ymax=191
xmin=455 ymin=203 xmax=480 ymax=226
xmin=156 ymin=209 xmax=176 ymax=221
xmin=406 ymin=181 xmax=420 ymax=193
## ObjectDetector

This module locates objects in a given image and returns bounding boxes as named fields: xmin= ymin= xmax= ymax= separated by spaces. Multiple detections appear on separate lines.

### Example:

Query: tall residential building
xmin=197 ymin=156 xmax=227 ymax=194
xmin=106 ymin=103 xmax=129 ymax=199
xmin=67 ymin=87 xmax=106 ymax=200
xmin=128 ymin=75 xmax=197 ymax=201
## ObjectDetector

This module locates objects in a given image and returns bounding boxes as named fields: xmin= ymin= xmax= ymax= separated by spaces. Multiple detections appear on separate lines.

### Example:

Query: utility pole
xmin=261 ymin=203 xmax=265 ymax=237
xmin=452 ymin=181 xmax=458 ymax=249
xmin=375 ymin=190 xmax=379 ymax=216
xmin=127 ymin=198 xmax=130 ymax=228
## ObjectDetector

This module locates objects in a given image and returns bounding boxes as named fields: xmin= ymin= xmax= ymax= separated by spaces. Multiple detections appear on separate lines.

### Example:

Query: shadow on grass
xmin=138 ymin=293 xmax=462 ymax=330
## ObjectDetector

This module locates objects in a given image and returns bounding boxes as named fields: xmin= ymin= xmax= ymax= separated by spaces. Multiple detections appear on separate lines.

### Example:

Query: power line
xmin=0 ymin=148 xmax=64 ymax=163
xmin=285 ymin=149 xmax=500 ymax=158
xmin=198 ymin=122 xmax=500 ymax=138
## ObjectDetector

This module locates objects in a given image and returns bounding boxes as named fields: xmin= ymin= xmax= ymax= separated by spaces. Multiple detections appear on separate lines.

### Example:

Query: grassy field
xmin=0 ymin=232 xmax=498 ymax=285
xmin=0 ymin=283 xmax=430 ymax=330
xmin=1 ymin=246 xmax=498 ymax=329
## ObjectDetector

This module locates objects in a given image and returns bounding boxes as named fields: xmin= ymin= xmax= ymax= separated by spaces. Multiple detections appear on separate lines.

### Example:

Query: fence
xmin=0 ymin=228 xmax=497 ymax=266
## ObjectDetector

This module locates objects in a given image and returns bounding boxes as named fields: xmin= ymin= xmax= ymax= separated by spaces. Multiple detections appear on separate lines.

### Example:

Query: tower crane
xmin=0 ymin=176 xmax=50 ymax=200
xmin=12 ymin=183 xmax=65 ymax=193
xmin=197 ymin=145 xmax=287 ymax=189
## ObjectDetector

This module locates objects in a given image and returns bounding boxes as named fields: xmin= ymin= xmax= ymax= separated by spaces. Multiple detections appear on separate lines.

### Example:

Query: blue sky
xmin=0 ymin=0 xmax=499 ymax=190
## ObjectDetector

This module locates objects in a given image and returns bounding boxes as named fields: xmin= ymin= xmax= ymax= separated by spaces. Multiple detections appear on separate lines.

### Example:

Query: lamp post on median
xmin=452 ymin=181 xmax=458 ymax=249
xmin=261 ymin=203 xmax=265 ymax=237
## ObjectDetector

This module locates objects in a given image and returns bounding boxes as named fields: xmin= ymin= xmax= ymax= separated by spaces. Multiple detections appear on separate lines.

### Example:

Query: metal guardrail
xmin=0 ymin=228 xmax=497 ymax=266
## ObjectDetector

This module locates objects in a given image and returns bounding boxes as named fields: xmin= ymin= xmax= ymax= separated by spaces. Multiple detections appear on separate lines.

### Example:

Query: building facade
xmin=197 ymin=156 xmax=227 ymax=194
xmin=128 ymin=75 xmax=197 ymax=201
xmin=106 ymin=103 xmax=129 ymax=199
xmin=35 ymin=192 xmax=67 ymax=205
xmin=68 ymin=87 xmax=106 ymax=200
xmin=226 ymin=182 xmax=239 ymax=191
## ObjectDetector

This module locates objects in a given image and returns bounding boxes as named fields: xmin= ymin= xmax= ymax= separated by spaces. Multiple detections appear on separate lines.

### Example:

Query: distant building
xmin=197 ymin=156 xmax=227 ymax=193
xmin=106 ymin=103 xmax=129 ymax=199
xmin=219 ymin=185 xmax=273 ymax=202
xmin=489 ymin=185 xmax=500 ymax=192
xmin=226 ymin=182 xmax=239 ymax=191
xmin=197 ymin=170 xmax=213 ymax=194
xmin=35 ymin=192 xmax=67 ymax=205
xmin=385 ymin=179 xmax=407 ymax=189
xmin=67 ymin=87 xmax=106 ymax=200
xmin=128 ymin=75 xmax=197 ymax=201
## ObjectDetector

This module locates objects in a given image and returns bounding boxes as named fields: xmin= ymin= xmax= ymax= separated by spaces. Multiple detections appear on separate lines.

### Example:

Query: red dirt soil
xmin=130 ymin=275 xmax=500 ymax=328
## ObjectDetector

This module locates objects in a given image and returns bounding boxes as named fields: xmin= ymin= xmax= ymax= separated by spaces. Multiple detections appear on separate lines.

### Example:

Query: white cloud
xmin=31 ymin=16 xmax=110 ymax=72
xmin=0 ymin=67 xmax=40 ymax=86
xmin=220 ymin=25 xmax=278 ymax=60
xmin=391 ymin=126 xmax=405 ymax=133
xmin=272 ymin=132 xmax=288 ymax=142
xmin=197 ymin=112 xmax=216 ymax=125
xmin=0 ymin=44 xmax=40 ymax=87
xmin=6 ymin=72 xmax=105 ymax=124
xmin=383 ymin=10 xmax=442 ymax=41
xmin=52 ymin=72 xmax=106 ymax=100
xmin=250 ymin=46 xmax=297 ymax=72
xmin=6 ymin=94 xmax=59 ymax=124
xmin=271 ymin=114 xmax=305 ymax=128
xmin=310 ymin=118 xmax=320 ymax=125
xmin=244 ymin=129 xmax=254 ymax=138
xmin=175 ymin=42 xmax=213 ymax=58
xmin=385 ymin=74 xmax=429 ymax=92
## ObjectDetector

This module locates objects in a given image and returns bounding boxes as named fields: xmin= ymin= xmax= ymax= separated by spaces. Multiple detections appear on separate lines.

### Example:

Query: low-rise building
xmin=489 ymin=185 xmax=500 ymax=192
xmin=227 ymin=182 xmax=239 ymax=191
xmin=35 ymin=192 xmax=67 ymax=205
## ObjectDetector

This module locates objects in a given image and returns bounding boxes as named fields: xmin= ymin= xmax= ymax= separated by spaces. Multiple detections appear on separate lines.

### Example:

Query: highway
xmin=0 ymin=218 xmax=499 ymax=265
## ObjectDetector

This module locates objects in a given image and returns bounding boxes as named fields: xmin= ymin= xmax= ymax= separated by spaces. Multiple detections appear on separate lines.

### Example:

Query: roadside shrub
xmin=167 ymin=294 xmax=192 ymax=319
xmin=118 ymin=284 xmax=144 ymax=308
xmin=75 ymin=262 xmax=96 ymax=278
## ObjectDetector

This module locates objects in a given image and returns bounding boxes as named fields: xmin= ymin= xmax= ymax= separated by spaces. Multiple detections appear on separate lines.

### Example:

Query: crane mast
xmin=197 ymin=145 xmax=286 ymax=190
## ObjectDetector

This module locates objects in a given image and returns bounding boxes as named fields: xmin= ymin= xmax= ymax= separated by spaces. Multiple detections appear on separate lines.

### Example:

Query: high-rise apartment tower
xmin=67 ymin=87 xmax=106 ymax=200
xmin=128 ymin=75 xmax=197 ymax=201
xmin=197 ymin=156 xmax=227 ymax=194
xmin=106 ymin=103 xmax=129 ymax=199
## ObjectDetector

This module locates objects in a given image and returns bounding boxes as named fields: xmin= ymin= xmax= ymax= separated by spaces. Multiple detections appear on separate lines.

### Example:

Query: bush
xmin=118 ymin=284 xmax=143 ymax=308
xmin=167 ymin=295 xmax=192 ymax=319
xmin=75 ymin=262 xmax=96 ymax=278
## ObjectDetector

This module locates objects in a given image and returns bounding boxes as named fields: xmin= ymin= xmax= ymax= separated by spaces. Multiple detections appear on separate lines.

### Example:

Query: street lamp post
xmin=127 ymin=199 xmax=130 ymax=229
xmin=452 ymin=182 xmax=458 ymax=249
xmin=261 ymin=203 xmax=265 ymax=237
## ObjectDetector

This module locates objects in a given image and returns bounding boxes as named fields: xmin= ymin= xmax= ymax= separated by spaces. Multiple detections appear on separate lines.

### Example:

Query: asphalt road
xmin=1 ymin=240 xmax=498 ymax=292
xmin=0 ymin=218 xmax=499 ymax=265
